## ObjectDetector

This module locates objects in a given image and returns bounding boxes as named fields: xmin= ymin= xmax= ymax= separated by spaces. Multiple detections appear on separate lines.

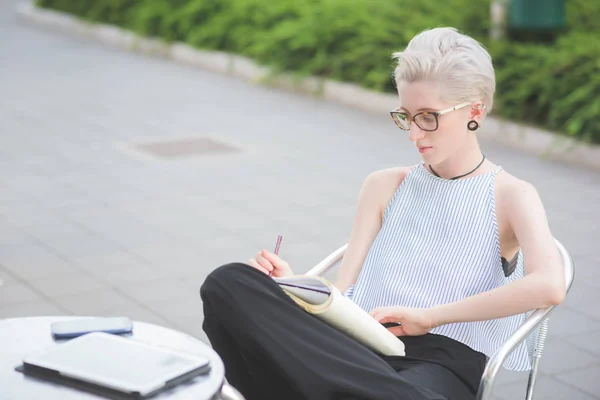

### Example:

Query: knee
xmin=199 ymin=262 xmax=258 ymax=301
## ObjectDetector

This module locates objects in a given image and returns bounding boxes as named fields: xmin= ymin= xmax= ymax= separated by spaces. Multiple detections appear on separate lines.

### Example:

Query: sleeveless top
xmin=344 ymin=162 xmax=530 ymax=371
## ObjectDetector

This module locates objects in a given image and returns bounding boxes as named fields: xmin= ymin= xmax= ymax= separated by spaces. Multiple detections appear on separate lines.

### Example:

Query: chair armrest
xmin=478 ymin=237 xmax=575 ymax=399
xmin=305 ymin=244 xmax=348 ymax=276
xmin=477 ymin=306 xmax=554 ymax=400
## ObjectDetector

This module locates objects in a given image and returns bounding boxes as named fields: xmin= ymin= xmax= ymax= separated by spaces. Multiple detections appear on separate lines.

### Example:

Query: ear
xmin=469 ymin=101 xmax=486 ymax=121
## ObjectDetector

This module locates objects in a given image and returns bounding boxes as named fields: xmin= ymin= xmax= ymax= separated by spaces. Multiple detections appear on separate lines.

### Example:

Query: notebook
xmin=273 ymin=275 xmax=406 ymax=356
xmin=16 ymin=332 xmax=211 ymax=399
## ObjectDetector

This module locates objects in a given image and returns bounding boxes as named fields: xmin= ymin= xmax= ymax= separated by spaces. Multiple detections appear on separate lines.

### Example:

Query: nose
xmin=408 ymin=123 xmax=426 ymax=142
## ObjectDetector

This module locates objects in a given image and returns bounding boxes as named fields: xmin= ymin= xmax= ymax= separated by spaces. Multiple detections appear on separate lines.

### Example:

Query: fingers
xmin=246 ymin=258 xmax=270 ymax=275
xmin=370 ymin=309 xmax=393 ymax=322
xmin=261 ymin=250 xmax=290 ymax=274
xmin=256 ymin=251 xmax=275 ymax=271
xmin=370 ymin=307 xmax=402 ymax=324
xmin=371 ymin=308 xmax=406 ymax=336
xmin=388 ymin=325 xmax=407 ymax=336
xmin=374 ymin=314 xmax=397 ymax=324
xmin=261 ymin=250 xmax=285 ymax=267
xmin=245 ymin=249 xmax=293 ymax=278
xmin=369 ymin=308 xmax=382 ymax=318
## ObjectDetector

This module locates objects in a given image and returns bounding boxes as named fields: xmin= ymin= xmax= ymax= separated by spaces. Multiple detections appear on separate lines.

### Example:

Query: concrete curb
xmin=16 ymin=2 xmax=600 ymax=171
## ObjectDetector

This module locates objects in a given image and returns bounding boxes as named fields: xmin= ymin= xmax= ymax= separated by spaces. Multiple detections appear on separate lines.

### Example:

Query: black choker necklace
xmin=429 ymin=154 xmax=486 ymax=180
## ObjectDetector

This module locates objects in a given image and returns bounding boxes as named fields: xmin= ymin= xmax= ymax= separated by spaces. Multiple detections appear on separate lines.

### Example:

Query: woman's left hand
xmin=370 ymin=306 xmax=436 ymax=336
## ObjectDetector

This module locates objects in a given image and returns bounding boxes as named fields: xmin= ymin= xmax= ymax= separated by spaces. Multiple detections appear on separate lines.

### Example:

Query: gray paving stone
xmin=150 ymin=298 xmax=204 ymax=326
xmin=0 ymin=265 xmax=18 ymax=286
xmin=3 ymin=255 xmax=81 ymax=281
xmin=69 ymin=247 xmax=146 ymax=268
xmin=86 ymin=264 xmax=176 ymax=289
xmin=55 ymin=204 xmax=137 ymax=232
xmin=34 ymin=228 xmax=124 ymax=260
xmin=123 ymin=278 xmax=199 ymax=310
xmin=0 ymin=283 xmax=44 ymax=305
xmin=162 ymin=222 xmax=238 ymax=249
xmin=27 ymin=272 xmax=111 ymax=298
xmin=51 ymin=288 xmax=147 ymax=316
xmin=562 ymin=282 xmax=600 ymax=322
xmin=538 ymin=337 xmax=600 ymax=375
xmin=494 ymin=375 xmax=598 ymax=400
xmin=571 ymin=259 xmax=600 ymax=290
xmin=0 ymin=299 xmax=66 ymax=318
xmin=2 ymin=174 xmax=59 ymax=200
xmin=0 ymin=202 xmax=64 ymax=230
xmin=0 ymin=239 xmax=58 ymax=263
xmin=555 ymin=365 xmax=600 ymax=398
xmin=128 ymin=243 xmax=203 ymax=270
xmin=0 ymin=220 xmax=30 ymax=245
xmin=566 ymin=330 xmax=600 ymax=358
xmin=101 ymin=223 xmax=178 ymax=250
xmin=545 ymin=307 xmax=600 ymax=338
xmin=22 ymin=216 xmax=92 ymax=239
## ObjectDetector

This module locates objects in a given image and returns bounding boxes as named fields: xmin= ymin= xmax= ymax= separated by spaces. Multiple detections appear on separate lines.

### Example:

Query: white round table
xmin=0 ymin=316 xmax=226 ymax=399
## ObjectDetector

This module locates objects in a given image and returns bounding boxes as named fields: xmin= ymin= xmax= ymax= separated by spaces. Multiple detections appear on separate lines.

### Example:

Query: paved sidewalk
xmin=2 ymin=1 xmax=599 ymax=399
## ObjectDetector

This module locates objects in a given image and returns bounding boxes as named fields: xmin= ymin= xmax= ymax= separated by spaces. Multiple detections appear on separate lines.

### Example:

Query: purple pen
xmin=269 ymin=235 xmax=283 ymax=277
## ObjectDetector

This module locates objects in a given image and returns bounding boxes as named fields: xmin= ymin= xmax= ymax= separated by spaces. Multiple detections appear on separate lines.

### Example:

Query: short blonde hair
xmin=392 ymin=27 xmax=495 ymax=113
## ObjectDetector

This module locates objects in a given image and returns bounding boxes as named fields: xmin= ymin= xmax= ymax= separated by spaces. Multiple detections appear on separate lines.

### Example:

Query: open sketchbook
xmin=273 ymin=276 xmax=405 ymax=356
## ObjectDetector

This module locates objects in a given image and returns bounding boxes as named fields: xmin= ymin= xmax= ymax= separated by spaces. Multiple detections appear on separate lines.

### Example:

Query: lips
xmin=418 ymin=146 xmax=432 ymax=154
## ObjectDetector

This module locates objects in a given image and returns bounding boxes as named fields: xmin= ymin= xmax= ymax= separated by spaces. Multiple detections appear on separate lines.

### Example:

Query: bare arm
xmin=428 ymin=180 xmax=566 ymax=328
xmin=248 ymin=167 xmax=411 ymax=286
xmin=333 ymin=168 xmax=409 ymax=293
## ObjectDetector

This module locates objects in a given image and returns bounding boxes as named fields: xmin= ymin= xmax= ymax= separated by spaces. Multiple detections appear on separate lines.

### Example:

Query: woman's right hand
xmin=247 ymin=249 xmax=294 ymax=278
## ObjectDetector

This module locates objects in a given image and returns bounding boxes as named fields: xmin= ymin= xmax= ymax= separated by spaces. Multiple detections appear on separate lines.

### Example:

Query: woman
xmin=200 ymin=27 xmax=566 ymax=400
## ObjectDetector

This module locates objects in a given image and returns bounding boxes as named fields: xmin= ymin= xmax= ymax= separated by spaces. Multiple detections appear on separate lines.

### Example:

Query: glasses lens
xmin=414 ymin=113 xmax=437 ymax=131
xmin=392 ymin=113 xmax=410 ymax=130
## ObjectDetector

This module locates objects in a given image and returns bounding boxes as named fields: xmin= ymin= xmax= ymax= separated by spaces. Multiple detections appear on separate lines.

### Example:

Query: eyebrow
xmin=398 ymin=107 xmax=436 ymax=113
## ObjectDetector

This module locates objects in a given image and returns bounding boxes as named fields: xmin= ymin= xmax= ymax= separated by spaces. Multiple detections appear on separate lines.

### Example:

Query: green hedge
xmin=37 ymin=0 xmax=600 ymax=143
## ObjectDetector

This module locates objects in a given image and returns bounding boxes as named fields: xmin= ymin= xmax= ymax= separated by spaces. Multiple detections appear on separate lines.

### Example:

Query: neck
xmin=429 ymin=143 xmax=486 ymax=180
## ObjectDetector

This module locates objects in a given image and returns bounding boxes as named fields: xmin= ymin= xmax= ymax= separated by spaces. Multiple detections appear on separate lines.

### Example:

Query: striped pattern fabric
xmin=345 ymin=163 xmax=530 ymax=371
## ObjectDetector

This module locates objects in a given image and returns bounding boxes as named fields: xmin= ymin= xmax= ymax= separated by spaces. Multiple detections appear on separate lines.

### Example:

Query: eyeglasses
xmin=390 ymin=102 xmax=472 ymax=132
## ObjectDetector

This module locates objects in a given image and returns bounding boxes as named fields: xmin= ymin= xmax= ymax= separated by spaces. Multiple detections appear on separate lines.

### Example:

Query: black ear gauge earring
xmin=467 ymin=120 xmax=479 ymax=131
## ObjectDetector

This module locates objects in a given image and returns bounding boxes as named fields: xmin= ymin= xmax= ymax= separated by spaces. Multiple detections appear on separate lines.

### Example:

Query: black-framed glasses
xmin=390 ymin=102 xmax=471 ymax=132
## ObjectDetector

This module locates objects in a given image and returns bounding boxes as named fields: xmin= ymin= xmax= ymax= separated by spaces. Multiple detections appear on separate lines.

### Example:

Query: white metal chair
xmin=219 ymin=238 xmax=574 ymax=400
xmin=304 ymin=238 xmax=575 ymax=400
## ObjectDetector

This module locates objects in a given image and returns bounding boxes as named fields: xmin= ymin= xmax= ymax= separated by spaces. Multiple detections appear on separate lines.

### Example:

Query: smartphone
xmin=51 ymin=317 xmax=133 ymax=339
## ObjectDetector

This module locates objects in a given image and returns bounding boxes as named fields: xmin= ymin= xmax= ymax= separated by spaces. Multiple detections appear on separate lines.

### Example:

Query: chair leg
xmin=525 ymin=357 xmax=541 ymax=400
xmin=220 ymin=383 xmax=245 ymax=400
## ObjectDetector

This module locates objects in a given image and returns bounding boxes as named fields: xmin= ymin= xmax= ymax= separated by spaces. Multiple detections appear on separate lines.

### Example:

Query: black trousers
xmin=200 ymin=263 xmax=486 ymax=400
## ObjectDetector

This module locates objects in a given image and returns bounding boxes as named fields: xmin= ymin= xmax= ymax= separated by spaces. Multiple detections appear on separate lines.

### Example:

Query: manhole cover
xmin=130 ymin=137 xmax=240 ymax=159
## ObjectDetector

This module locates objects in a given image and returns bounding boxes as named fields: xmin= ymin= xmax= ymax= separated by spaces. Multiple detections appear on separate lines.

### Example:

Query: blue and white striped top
xmin=345 ymin=162 xmax=530 ymax=371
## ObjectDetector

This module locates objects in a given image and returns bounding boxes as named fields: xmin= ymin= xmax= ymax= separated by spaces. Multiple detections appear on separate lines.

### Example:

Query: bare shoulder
xmin=495 ymin=170 xmax=545 ymax=220
xmin=363 ymin=165 xmax=415 ymax=218
xmin=366 ymin=165 xmax=414 ymax=187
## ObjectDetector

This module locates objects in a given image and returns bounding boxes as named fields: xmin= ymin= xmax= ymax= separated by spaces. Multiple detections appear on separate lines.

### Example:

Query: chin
xmin=419 ymin=150 xmax=437 ymax=163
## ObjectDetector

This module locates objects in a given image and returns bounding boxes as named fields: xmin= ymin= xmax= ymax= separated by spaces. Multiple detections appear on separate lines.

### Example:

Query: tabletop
xmin=0 ymin=316 xmax=225 ymax=400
